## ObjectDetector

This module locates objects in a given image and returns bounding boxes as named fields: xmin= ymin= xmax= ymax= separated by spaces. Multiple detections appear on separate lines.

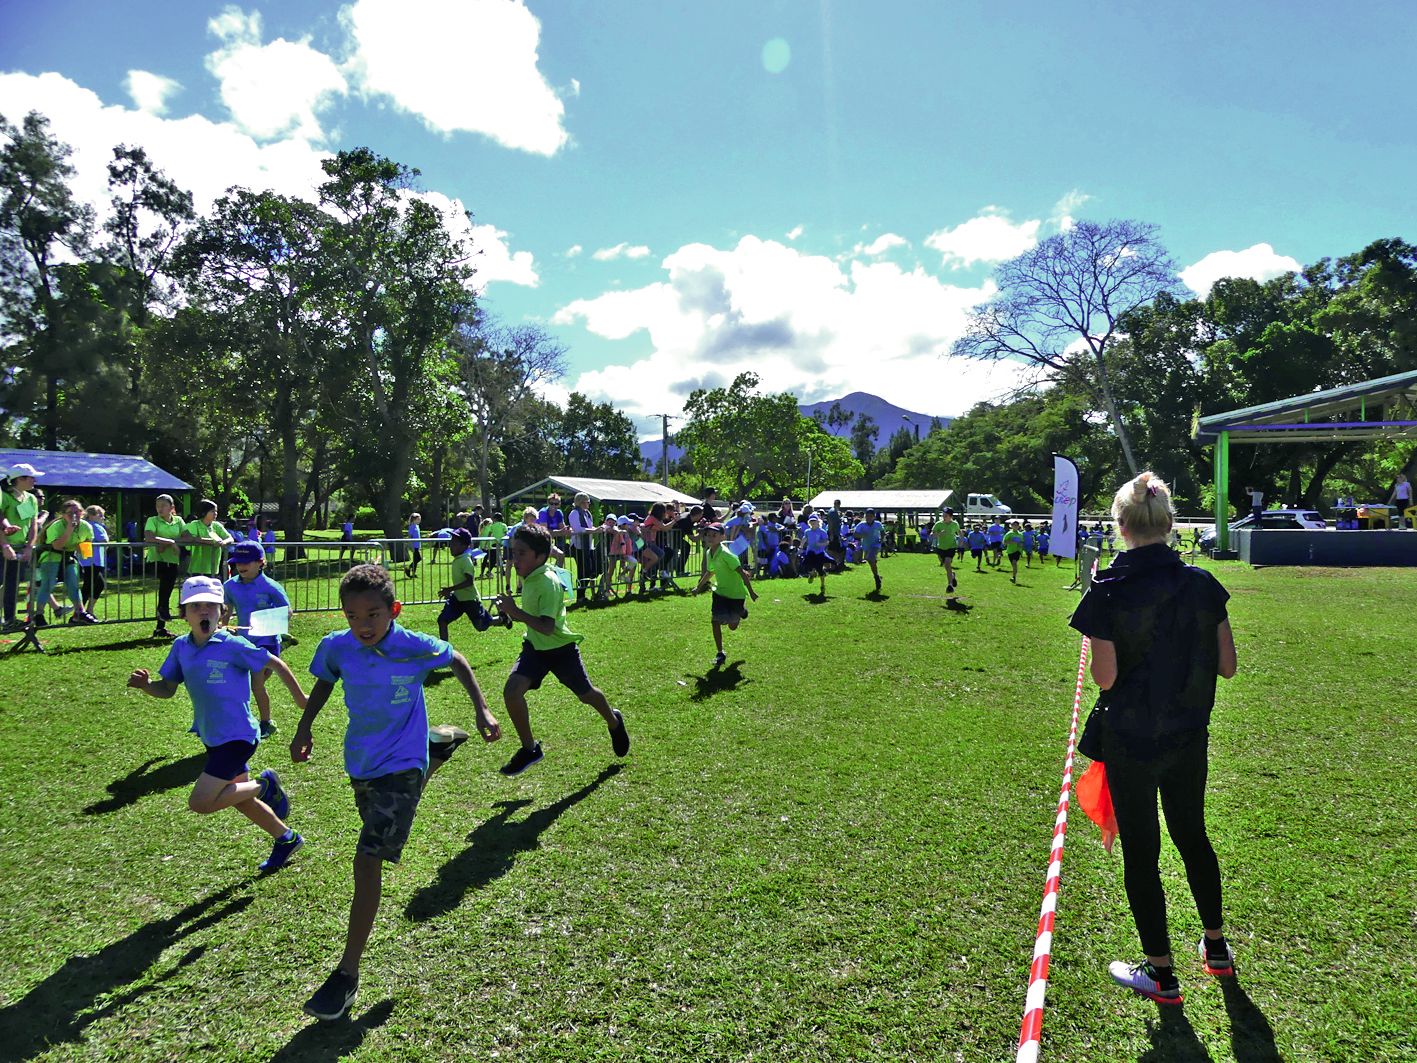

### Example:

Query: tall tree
xmin=850 ymin=413 xmax=879 ymax=464
xmin=556 ymin=392 xmax=640 ymax=478
xmin=953 ymin=219 xmax=1179 ymax=475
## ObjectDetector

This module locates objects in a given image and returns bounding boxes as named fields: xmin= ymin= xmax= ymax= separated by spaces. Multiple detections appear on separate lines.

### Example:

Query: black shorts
xmin=970 ymin=548 xmax=983 ymax=559
xmin=934 ymin=548 xmax=951 ymax=561
xmin=801 ymin=552 xmax=828 ymax=574
xmin=1038 ymin=547 xmax=1050 ymax=557
xmin=203 ymin=740 xmax=256 ymax=781
xmin=438 ymin=596 xmax=485 ymax=628
xmin=955 ymin=547 xmax=967 ymax=559
xmin=511 ymin=641 xmax=593 ymax=695
xmin=711 ymin=592 xmax=748 ymax=623
xmin=351 ymin=767 xmax=424 ymax=863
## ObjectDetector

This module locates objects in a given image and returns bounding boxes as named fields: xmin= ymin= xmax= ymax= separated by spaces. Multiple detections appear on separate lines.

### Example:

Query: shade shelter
xmin=1194 ymin=369 xmax=1417 ymax=552
xmin=501 ymin=475 xmax=701 ymax=512
xmin=806 ymin=489 xmax=953 ymax=513
xmin=0 ymin=448 xmax=194 ymax=540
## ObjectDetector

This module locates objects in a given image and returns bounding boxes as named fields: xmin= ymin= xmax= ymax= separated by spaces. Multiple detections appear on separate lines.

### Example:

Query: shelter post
xmin=1214 ymin=430 xmax=1230 ymax=553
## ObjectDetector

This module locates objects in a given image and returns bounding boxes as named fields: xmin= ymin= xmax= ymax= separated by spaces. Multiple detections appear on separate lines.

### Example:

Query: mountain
xmin=638 ymin=392 xmax=951 ymax=471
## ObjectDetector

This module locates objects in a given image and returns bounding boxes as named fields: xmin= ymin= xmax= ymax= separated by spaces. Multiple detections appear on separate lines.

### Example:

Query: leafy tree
xmin=954 ymin=219 xmax=1180 ymax=475
xmin=556 ymin=392 xmax=640 ymax=478
xmin=850 ymin=413 xmax=879 ymax=464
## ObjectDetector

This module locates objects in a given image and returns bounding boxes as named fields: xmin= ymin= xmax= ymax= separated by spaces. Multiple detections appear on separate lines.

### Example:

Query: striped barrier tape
xmin=1016 ymin=635 xmax=1091 ymax=1063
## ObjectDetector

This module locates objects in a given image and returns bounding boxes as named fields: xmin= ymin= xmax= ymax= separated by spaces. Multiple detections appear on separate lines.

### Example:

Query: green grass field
xmin=0 ymin=552 xmax=1412 ymax=1061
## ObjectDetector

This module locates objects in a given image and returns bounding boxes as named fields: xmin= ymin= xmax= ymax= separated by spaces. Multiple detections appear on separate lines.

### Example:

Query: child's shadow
xmin=801 ymin=593 xmax=830 ymax=605
xmin=404 ymin=766 xmax=622 ymax=922
xmin=271 ymin=999 xmax=395 ymax=1059
xmin=861 ymin=590 xmax=890 ymax=602
xmin=688 ymin=662 xmax=748 ymax=701
xmin=943 ymin=598 xmax=973 ymax=614
xmin=0 ymin=881 xmax=252 ymax=1060
xmin=83 ymin=753 xmax=207 ymax=815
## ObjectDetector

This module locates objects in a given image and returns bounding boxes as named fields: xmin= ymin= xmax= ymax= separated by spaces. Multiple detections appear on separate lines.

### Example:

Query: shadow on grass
xmin=1222 ymin=978 xmax=1280 ymax=1062
xmin=688 ymin=661 xmax=748 ymax=701
xmin=404 ymin=766 xmax=622 ymax=922
xmin=801 ymin=592 xmax=830 ymax=605
xmin=50 ymin=634 xmax=166 ymax=655
xmin=83 ymin=753 xmax=207 ymax=815
xmin=1138 ymin=1004 xmax=1211 ymax=1062
xmin=270 ymin=999 xmax=395 ymax=1061
xmin=0 ymin=881 xmax=253 ymax=1060
xmin=943 ymin=598 xmax=974 ymax=614
xmin=861 ymin=590 xmax=890 ymax=602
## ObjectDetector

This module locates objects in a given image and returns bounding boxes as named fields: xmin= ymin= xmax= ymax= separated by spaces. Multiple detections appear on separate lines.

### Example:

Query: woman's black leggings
xmin=3 ymin=557 xmax=21 ymax=621
xmin=155 ymin=561 xmax=179 ymax=622
xmin=1103 ymin=729 xmax=1224 ymax=957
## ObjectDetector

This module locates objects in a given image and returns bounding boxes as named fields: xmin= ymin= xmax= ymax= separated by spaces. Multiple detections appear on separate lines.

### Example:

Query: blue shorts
xmin=511 ymin=641 xmax=592 ymax=695
xmin=203 ymin=740 xmax=256 ymax=781
xmin=439 ymin=596 xmax=487 ymax=629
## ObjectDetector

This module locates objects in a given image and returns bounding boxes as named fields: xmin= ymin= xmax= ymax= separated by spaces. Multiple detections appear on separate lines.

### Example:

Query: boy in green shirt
xmin=932 ymin=508 xmax=963 ymax=594
xmin=1003 ymin=521 xmax=1026 ymax=584
xmin=492 ymin=524 xmax=628 ymax=776
xmin=437 ymin=528 xmax=510 ymax=640
xmin=181 ymin=498 xmax=233 ymax=578
xmin=693 ymin=522 xmax=759 ymax=669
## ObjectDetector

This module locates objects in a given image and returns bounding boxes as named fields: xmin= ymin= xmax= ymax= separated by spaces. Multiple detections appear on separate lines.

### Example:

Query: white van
xmin=964 ymin=492 xmax=1012 ymax=516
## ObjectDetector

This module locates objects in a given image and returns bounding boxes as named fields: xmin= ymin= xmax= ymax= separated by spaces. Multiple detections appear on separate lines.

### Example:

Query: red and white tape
xmin=1016 ymin=636 xmax=1091 ymax=1063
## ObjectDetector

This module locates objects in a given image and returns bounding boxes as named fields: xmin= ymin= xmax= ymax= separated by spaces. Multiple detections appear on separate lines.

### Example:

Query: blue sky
xmin=3 ymin=1 xmax=1415 ymax=437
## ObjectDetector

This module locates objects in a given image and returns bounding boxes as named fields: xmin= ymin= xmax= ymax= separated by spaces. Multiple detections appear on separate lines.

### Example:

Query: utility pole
xmin=653 ymin=413 xmax=677 ymax=486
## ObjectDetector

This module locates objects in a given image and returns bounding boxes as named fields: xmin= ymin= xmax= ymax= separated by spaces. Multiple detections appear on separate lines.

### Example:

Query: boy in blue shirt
xmin=224 ymin=541 xmax=293 ymax=739
xmin=1022 ymin=522 xmax=1036 ymax=568
xmin=127 ymin=576 xmax=308 ymax=875
xmin=799 ymin=515 xmax=831 ymax=598
xmin=986 ymin=520 xmax=1005 ymax=567
xmin=853 ymin=509 xmax=885 ymax=593
xmin=291 ymin=564 xmax=501 ymax=1021
xmin=967 ymin=525 xmax=988 ymax=572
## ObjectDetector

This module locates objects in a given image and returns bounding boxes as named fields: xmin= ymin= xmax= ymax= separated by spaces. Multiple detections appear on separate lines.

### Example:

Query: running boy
xmin=934 ymin=507 xmax=962 ymax=593
xmin=438 ymin=527 xmax=507 ymax=640
xmin=291 ymin=564 xmax=501 ymax=1021
xmin=854 ymin=509 xmax=885 ymax=593
xmin=986 ymin=518 xmax=1005 ymax=567
xmin=694 ymin=522 xmax=759 ymax=668
xmin=492 ymin=524 xmax=629 ymax=777
xmin=1003 ymin=521 xmax=1026 ymax=583
xmin=967 ymin=524 xmax=988 ymax=572
xmin=224 ymin=541 xmax=293 ymax=739
xmin=799 ymin=514 xmax=831 ymax=597
xmin=127 ymin=576 xmax=307 ymax=874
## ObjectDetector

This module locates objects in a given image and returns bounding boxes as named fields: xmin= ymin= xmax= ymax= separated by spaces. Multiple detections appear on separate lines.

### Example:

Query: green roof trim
xmin=1195 ymin=368 xmax=1417 ymax=443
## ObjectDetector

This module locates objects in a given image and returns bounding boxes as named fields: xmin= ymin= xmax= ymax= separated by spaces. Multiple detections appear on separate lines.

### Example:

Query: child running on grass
xmin=290 ymin=564 xmax=501 ymax=1021
xmin=1003 ymin=521 xmax=1026 ymax=583
xmin=492 ymin=524 xmax=629 ymax=777
xmin=223 ymin=541 xmax=293 ymax=739
xmin=694 ymin=522 xmax=759 ymax=668
xmin=967 ymin=524 xmax=987 ymax=572
xmin=986 ymin=518 xmax=1005 ymax=567
xmin=1069 ymin=472 xmax=1237 ymax=1006
xmin=127 ymin=576 xmax=308 ymax=874
xmin=437 ymin=528 xmax=509 ymax=642
xmin=798 ymin=514 xmax=831 ymax=597
xmin=854 ymin=508 xmax=885 ymax=593
xmin=934 ymin=507 xmax=962 ymax=594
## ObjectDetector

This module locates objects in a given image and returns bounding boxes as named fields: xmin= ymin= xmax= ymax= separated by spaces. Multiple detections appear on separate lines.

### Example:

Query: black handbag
xmin=1078 ymin=698 xmax=1106 ymax=760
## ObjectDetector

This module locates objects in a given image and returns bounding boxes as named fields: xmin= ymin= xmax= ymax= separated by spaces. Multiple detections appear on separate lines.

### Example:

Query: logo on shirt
xmin=206 ymin=660 xmax=230 ymax=684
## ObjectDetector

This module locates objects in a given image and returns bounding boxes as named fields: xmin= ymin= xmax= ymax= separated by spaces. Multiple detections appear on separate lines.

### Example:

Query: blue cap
xmin=231 ymin=542 xmax=264 ymax=564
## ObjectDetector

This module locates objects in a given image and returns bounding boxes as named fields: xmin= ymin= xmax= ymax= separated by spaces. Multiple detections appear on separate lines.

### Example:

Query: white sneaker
xmin=1108 ymin=960 xmax=1183 ymax=1005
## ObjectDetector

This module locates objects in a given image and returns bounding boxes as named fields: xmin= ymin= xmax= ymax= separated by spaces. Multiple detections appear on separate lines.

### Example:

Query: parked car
xmin=1200 ymin=508 xmax=1326 ymax=550
xmin=963 ymin=492 xmax=1012 ymax=516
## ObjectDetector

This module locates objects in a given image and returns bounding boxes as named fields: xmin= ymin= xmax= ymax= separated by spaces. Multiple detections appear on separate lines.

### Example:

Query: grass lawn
xmin=0 ymin=551 xmax=1412 ymax=1061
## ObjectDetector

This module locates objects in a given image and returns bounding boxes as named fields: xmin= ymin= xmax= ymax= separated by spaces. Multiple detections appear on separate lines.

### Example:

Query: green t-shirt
xmin=520 ymin=562 xmax=582 ymax=651
xmin=484 ymin=521 xmax=508 ymax=546
xmin=707 ymin=545 xmax=748 ymax=600
xmin=145 ymin=513 xmax=186 ymax=563
xmin=1 ymin=491 xmax=38 ymax=546
xmin=1003 ymin=530 xmax=1025 ymax=555
xmin=933 ymin=520 xmax=961 ymax=547
xmin=185 ymin=519 xmax=229 ymax=576
xmin=450 ymin=551 xmax=479 ymax=601
xmin=41 ymin=515 xmax=93 ymax=564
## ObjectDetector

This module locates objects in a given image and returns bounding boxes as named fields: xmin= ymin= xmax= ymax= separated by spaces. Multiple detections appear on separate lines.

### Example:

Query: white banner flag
xmin=1052 ymin=454 xmax=1080 ymax=559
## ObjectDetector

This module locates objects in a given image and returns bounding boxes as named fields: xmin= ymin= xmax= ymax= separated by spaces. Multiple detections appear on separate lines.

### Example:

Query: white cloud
xmin=124 ymin=70 xmax=181 ymax=116
xmin=592 ymin=242 xmax=651 ymax=261
xmin=413 ymin=190 xmax=538 ymax=289
xmin=342 ymin=0 xmax=569 ymax=155
xmin=1051 ymin=188 xmax=1092 ymax=232
xmin=854 ymin=232 xmax=907 ymax=257
xmin=565 ymin=244 xmax=583 ymax=258
xmin=925 ymin=208 xmax=1040 ymax=268
xmin=1180 ymin=243 xmax=1302 ymax=297
xmin=554 ymin=235 xmax=1027 ymax=422
xmin=786 ymin=224 xmax=804 ymax=241
xmin=205 ymin=6 xmax=346 ymax=142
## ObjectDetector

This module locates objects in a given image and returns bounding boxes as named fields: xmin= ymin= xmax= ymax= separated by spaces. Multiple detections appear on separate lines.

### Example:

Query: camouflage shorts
xmin=350 ymin=768 xmax=425 ymax=862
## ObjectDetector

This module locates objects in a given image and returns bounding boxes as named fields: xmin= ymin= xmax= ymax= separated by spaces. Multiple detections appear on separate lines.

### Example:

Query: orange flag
xmin=1076 ymin=760 xmax=1118 ymax=853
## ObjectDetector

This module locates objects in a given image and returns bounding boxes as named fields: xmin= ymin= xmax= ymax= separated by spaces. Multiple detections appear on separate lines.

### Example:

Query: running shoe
xmin=259 ymin=831 xmax=303 ymax=874
xmin=303 ymin=968 xmax=359 ymax=1021
xmin=259 ymin=719 xmax=278 ymax=740
xmin=1108 ymin=960 xmax=1183 ymax=1005
xmin=500 ymin=742 xmax=544 ymax=776
xmin=713 ymin=651 xmax=727 ymax=669
xmin=257 ymin=768 xmax=290 ymax=821
xmin=609 ymin=709 xmax=630 ymax=757
xmin=429 ymin=723 xmax=470 ymax=762
xmin=1198 ymin=936 xmax=1235 ymax=976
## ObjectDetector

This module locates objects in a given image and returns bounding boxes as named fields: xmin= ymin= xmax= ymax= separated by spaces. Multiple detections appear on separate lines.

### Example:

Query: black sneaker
xmin=500 ymin=742 xmax=544 ymax=776
xmin=153 ymin=624 xmax=171 ymax=639
xmin=712 ymin=651 xmax=726 ymax=669
xmin=259 ymin=719 xmax=278 ymax=740
xmin=1198 ymin=936 xmax=1235 ymax=976
xmin=303 ymin=967 xmax=359 ymax=1021
xmin=609 ymin=710 xmax=630 ymax=757
xmin=428 ymin=723 xmax=469 ymax=762
xmin=68 ymin=611 xmax=97 ymax=625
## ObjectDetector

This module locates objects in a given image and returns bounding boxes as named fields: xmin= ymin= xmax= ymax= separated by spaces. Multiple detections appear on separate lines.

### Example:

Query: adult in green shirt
xmin=2 ymin=463 xmax=43 ymax=630
xmin=181 ymin=498 xmax=233 ymax=578
xmin=144 ymin=493 xmax=187 ymax=638
xmin=933 ymin=508 xmax=963 ymax=594
xmin=36 ymin=498 xmax=95 ymax=625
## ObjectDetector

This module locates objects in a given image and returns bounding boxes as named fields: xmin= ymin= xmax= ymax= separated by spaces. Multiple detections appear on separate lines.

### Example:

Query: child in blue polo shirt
xmin=492 ymin=524 xmax=628 ymax=777
xmin=291 ymin=564 xmax=502 ymax=1022
xmin=967 ymin=525 xmax=988 ymax=572
xmin=403 ymin=512 xmax=422 ymax=578
xmin=127 ymin=576 xmax=308 ymax=874
xmin=986 ymin=520 xmax=1005 ymax=567
xmin=223 ymin=541 xmax=293 ymax=739
xmin=853 ymin=509 xmax=885 ymax=593
xmin=799 ymin=515 xmax=831 ymax=597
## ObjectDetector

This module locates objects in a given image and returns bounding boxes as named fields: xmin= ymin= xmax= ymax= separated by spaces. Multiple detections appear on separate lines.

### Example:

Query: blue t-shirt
xmin=224 ymin=571 xmax=291 ymax=653
xmin=854 ymin=520 xmax=883 ymax=552
xmin=341 ymin=521 xmax=354 ymax=541
xmin=309 ymin=622 xmax=455 ymax=780
xmin=1023 ymin=530 xmax=1036 ymax=549
xmin=262 ymin=529 xmax=276 ymax=558
xmin=538 ymin=507 xmax=566 ymax=531
xmin=408 ymin=522 xmax=421 ymax=542
xmin=967 ymin=529 xmax=987 ymax=550
xmin=159 ymin=631 xmax=270 ymax=747
xmin=80 ymin=521 xmax=108 ymax=568
xmin=803 ymin=527 xmax=829 ymax=554
xmin=987 ymin=523 xmax=1005 ymax=544
xmin=1038 ymin=532 xmax=1051 ymax=551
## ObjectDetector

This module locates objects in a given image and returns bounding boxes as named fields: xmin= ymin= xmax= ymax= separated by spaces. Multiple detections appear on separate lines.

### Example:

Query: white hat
xmin=738 ymin=502 xmax=754 ymax=513
xmin=616 ymin=515 xmax=632 ymax=526
xmin=179 ymin=576 xmax=225 ymax=606
xmin=6 ymin=463 xmax=42 ymax=480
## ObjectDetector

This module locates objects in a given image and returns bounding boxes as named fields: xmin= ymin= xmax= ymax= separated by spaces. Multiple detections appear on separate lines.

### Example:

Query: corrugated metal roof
xmin=1195 ymin=369 xmax=1417 ymax=442
xmin=807 ymin=489 xmax=953 ymax=510
xmin=503 ymin=475 xmax=701 ymax=507
xmin=0 ymin=449 xmax=193 ymax=491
